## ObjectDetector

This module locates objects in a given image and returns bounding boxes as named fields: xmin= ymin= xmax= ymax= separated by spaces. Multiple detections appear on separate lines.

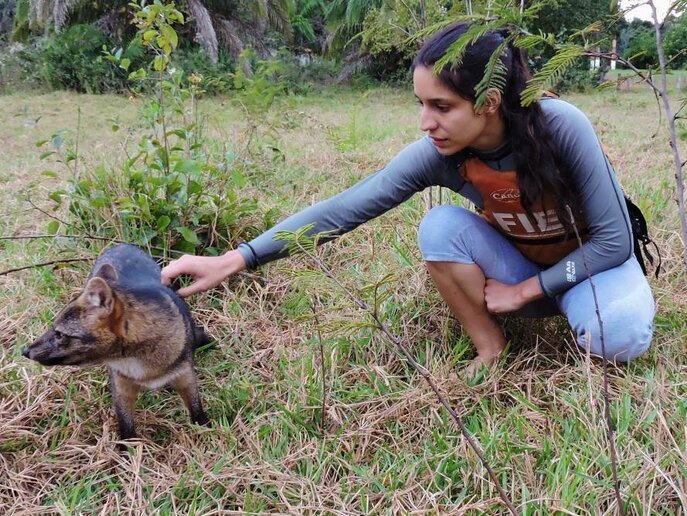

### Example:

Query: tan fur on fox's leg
xmin=169 ymin=363 xmax=209 ymax=427
xmin=110 ymin=370 xmax=141 ymax=440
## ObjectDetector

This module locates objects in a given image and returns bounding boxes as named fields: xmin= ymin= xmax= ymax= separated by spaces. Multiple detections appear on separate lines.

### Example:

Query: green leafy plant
xmin=40 ymin=0 xmax=269 ymax=255
xmin=36 ymin=24 xmax=128 ymax=93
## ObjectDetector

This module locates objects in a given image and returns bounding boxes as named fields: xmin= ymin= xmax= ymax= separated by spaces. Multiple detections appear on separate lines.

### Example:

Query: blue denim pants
xmin=418 ymin=205 xmax=655 ymax=362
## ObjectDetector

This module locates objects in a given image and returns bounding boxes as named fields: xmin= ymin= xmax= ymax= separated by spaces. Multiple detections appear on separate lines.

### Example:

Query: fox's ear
xmin=83 ymin=277 xmax=115 ymax=312
xmin=96 ymin=263 xmax=118 ymax=283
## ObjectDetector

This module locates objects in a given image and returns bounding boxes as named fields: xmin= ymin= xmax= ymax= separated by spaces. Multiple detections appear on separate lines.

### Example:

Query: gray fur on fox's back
xmin=91 ymin=244 xmax=208 ymax=348
xmin=90 ymin=244 xmax=163 ymax=287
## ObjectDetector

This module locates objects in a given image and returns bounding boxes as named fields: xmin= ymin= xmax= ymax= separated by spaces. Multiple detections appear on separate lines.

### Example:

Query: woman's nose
xmin=419 ymin=107 xmax=438 ymax=132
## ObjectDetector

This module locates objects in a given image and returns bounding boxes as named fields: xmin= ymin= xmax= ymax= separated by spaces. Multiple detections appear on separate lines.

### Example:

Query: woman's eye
xmin=436 ymin=105 xmax=449 ymax=113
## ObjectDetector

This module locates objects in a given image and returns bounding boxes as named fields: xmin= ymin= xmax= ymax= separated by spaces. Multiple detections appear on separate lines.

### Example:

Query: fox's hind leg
xmin=170 ymin=362 xmax=209 ymax=427
xmin=110 ymin=370 xmax=141 ymax=440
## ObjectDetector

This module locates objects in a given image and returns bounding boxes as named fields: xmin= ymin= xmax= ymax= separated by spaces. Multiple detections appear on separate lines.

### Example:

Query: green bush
xmin=553 ymin=65 xmax=600 ymax=93
xmin=171 ymin=47 xmax=236 ymax=95
xmin=35 ymin=24 xmax=122 ymax=93
xmin=273 ymin=48 xmax=339 ymax=94
xmin=40 ymin=2 xmax=273 ymax=256
xmin=0 ymin=43 xmax=37 ymax=92
xmin=0 ymin=28 xmax=145 ymax=94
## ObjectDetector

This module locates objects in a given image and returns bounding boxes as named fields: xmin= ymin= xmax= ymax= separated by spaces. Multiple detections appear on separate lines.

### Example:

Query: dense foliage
xmin=0 ymin=1 xmax=685 ymax=94
xmin=620 ymin=15 xmax=687 ymax=69
xmin=40 ymin=2 xmax=280 ymax=255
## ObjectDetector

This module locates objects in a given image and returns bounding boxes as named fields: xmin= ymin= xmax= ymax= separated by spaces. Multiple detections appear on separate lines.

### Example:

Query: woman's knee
xmin=417 ymin=205 xmax=477 ymax=261
xmin=574 ymin=307 xmax=654 ymax=362
xmin=561 ymin=258 xmax=655 ymax=362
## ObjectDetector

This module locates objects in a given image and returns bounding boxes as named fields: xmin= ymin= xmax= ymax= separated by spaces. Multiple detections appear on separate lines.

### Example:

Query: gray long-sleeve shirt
xmin=237 ymin=97 xmax=633 ymax=297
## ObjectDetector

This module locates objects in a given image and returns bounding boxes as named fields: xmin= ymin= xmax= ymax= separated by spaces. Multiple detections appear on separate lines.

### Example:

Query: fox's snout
xmin=22 ymin=332 xmax=67 ymax=366
xmin=22 ymin=330 xmax=96 ymax=367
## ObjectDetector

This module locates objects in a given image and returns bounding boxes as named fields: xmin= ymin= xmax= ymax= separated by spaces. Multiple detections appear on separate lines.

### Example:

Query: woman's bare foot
xmin=464 ymin=349 xmax=502 ymax=379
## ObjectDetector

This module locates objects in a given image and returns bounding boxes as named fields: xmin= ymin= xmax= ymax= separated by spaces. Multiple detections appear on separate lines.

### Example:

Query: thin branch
xmin=1 ymin=234 xmax=264 ymax=284
xmin=1 ymin=233 xmax=177 ymax=256
xmin=649 ymin=0 xmax=687 ymax=270
xmin=74 ymin=105 xmax=81 ymax=177
xmin=0 ymin=234 xmax=126 ymax=243
xmin=26 ymin=198 xmax=71 ymax=228
xmin=566 ymin=206 xmax=625 ymax=515
xmin=310 ymin=301 xmax=328 ymax=430
xmin=0 ymin=258 xmax=90 ymax=276
xmin=588 ymin=50 xmax=664 ymax=136
xmin=293 ymin=240 xmax=517 ymax=516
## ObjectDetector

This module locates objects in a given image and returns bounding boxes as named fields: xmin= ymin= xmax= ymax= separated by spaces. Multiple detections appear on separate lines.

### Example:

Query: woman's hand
xmin=484 ymin=276 xmax=544 ymax=315
xmin=161 ymin=250 xmax=247 ymax=297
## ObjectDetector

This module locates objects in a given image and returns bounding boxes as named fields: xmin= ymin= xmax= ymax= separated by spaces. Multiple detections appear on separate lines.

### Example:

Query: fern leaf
xmin=434 ymin=19 xmax=509 ymax=74
xmin=569 ymin=20 xmax=603 ymax=39
xmin=474 ymin=41 xmax=508 ymax=110
xmin=513 ymin=33 xmax=549 ymax=50
xmin=521 ymin=44 xmax=583 ymax=105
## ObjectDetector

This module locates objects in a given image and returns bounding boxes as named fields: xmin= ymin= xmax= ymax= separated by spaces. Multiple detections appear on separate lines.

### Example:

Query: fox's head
xmin=22 ymin=264 xmax=123 ymax=367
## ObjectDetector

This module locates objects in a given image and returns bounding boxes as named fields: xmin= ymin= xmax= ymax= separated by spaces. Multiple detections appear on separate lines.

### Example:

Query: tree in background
xmin=663 ymin=12 xmax=687 ymax=68
xmin=619 ymin=12 xmax=687 ymax=69
xmin=290 ymin=0 xmax=327 ymax=51
xmin=323 ymin=0 xmax=383 ymax=55
xmin=0 ymin=1 xmax=15 ymax=43
xmin=7 ymin=0 xmax=298 ymax=63
xmin=358 ymin=0 xmax=463 ymax=82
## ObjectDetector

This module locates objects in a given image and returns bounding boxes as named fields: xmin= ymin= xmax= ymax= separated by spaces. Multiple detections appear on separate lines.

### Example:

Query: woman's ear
xmin=482 ymin=88 xmax=502 ymax=115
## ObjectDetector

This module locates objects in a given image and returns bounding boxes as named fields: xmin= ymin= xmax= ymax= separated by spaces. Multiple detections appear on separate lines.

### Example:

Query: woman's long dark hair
xmin=412 ymin=23 xmax=577 ymax=229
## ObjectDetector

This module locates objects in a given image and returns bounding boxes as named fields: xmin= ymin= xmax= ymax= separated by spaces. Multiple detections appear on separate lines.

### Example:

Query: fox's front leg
xmin=169 ymin=363 xmax=209 ymax=427
xmin=109 ymin=370 xmax=141 ymax=440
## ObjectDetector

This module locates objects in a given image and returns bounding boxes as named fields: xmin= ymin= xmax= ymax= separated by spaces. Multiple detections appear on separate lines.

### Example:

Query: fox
xmin=22 ymin=243 xmax=210 ymax=441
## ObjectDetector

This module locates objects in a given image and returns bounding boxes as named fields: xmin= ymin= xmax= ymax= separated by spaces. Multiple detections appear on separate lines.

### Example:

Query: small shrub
xmin=36 ymin=24 xmax=124 ymax=93
xmin=274 ymin=47 xmax=339 ymax=94
xmin=0 ymin=42 xmax=37 ymax=92
xmin=172 ymin=47 xmax=235 ymax=95
xmin=40 ymin=1 xmax=271 ymax=256
xmin=553 ymin=65 xmax=599 ymax=93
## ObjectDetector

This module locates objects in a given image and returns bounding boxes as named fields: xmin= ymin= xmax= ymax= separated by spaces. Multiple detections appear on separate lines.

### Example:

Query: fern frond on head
xmin=521 ymin=44 xmax=583 ymax=105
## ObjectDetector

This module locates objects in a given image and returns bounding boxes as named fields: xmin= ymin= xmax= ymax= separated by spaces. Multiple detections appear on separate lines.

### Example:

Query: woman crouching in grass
xmin=161 ymin=22 xmax=655 ymax=374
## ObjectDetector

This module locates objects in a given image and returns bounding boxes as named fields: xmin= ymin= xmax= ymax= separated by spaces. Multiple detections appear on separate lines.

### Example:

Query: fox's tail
xmin=193 ymin=325 xmax=215 ymax=351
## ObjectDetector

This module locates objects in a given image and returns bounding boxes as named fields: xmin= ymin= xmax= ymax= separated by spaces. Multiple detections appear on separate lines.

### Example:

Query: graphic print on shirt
xmin=460 ymin=157 xmax=588 ymax=266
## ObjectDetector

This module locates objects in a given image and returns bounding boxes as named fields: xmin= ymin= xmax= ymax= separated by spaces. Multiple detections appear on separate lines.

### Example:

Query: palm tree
xmin=22 ymin=0 xmax=296 ymax=63
xmin=323 ymin=0 xmax=383 ymax=54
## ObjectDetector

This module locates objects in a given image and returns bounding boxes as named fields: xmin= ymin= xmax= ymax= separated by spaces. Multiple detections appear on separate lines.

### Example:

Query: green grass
xmin=1 ymin=84 xmax=686 ymax=514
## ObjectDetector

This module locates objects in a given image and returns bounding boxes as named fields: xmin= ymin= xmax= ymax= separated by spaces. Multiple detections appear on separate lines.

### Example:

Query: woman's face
xmin=413 ymin=65 xmax=502 ymax=155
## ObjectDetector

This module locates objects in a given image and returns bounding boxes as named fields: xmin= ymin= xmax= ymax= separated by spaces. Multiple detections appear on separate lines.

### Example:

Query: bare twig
xmin=26 ymin=198 xmax=71 ymax=227
xmin=310 ymin=301 xmax=328 ymax=430
xmin=293 ymin=240 xmax=517 ymax=516
xmin=648 ymin=0 xmax=687 ymax=270
xmin=566 ymin=206 xmax=625 ymax=515
xmin=0 ymin=258 xmax=90 ymax=276
xmin=586 ymin=6 xmax=687 ymax=269
xmin=0 ymin=234 xmax=125 ymax=243
xmin=1 ymin=233 xmax=264 ymax=285
xmin=74 ymin=106 xmax=81 ymax=177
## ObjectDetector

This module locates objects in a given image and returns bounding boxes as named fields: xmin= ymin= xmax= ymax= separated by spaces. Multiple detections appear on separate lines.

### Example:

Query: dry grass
xmin=1 ymin=85 xmax=686 ymax=514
